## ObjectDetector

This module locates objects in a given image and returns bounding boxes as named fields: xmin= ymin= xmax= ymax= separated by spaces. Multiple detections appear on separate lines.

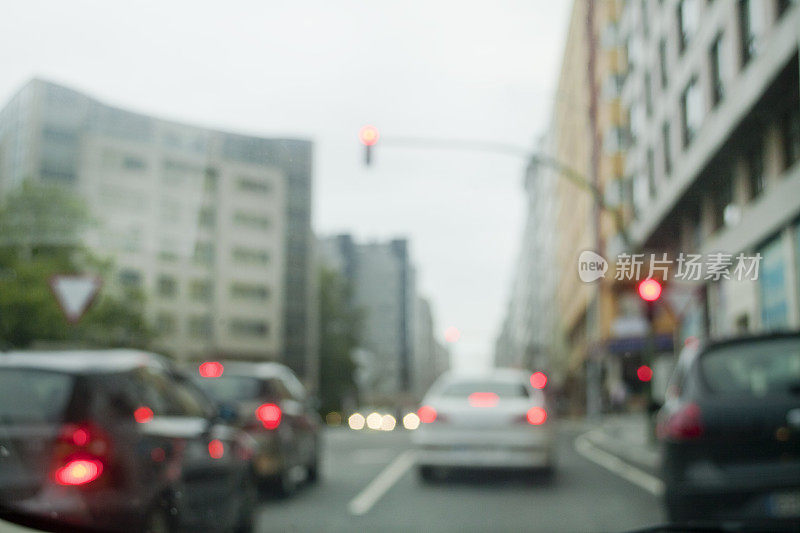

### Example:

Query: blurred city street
xmin=253 ymin=421 xmax=664 ymax=532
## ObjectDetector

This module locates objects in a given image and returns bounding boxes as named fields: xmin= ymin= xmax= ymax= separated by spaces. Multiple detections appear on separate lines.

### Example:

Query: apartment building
xmin=620 ymin=0 xmax=800 ymax=339
xmin=0 ymin=79 xmax=316 ymax=371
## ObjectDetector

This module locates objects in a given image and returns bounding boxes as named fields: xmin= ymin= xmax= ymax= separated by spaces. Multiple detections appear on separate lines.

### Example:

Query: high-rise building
xmin=619 ymin=0 xmax=800 ymax=337
xmin=0 ymin=79 xmax=316 ymax=377
xmin=319 ymin=234 xmax=431 ymax=401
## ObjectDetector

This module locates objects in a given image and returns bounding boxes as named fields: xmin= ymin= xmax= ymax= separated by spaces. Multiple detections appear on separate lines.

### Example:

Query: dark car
xmin=193 ymin=361 xmax=321 ymax=496
xmin=656 ymin=332 xmax=800 ymax=529
xmin=0 ymin=350 xmax=257 ymax=533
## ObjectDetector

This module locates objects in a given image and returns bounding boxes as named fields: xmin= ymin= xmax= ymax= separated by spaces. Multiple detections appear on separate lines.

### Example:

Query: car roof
xmin=213 ymin=360 xmax=295 ymax=380
xmin=0 ymin=349 xmax=170 ymax=374
xmin=700 ymin=330 xmax=800 ymax=352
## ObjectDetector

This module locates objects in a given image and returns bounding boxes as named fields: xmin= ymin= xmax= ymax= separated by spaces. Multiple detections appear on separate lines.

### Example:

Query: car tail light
xmin=255 ymin=403 xmax=282 ymax=430
xmin=468 ymin=392 xmax=499 ymax=407
xmin=52 ymin=423 xmax=110 ymax=487
xmin=658 ymin=403 xmax=704 ymax=441
xmin=55 ymin=459 xmax=103 ymax=486
xmin=526 ymin=407 xmax=547 ymax=425
xmin=418 ymin=405 xmax=437 ymax=423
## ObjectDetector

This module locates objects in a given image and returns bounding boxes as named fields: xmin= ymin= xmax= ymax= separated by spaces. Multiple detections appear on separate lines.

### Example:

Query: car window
xmin=279 ymin=372 xmax=307 ymax=401
xmin=699 ymin=338 xmax=800 ymax=396
xmin=441 ymin=380 xmax=530 ymax=398
xmin=169 ymin=378 xmax=213 ymax=418
xmin=194 ymin=375 xmax=263 ymax=403
xmin=0 ymin=369 xmax=74 ymax=423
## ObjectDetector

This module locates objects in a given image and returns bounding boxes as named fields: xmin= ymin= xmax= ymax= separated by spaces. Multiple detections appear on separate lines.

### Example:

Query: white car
xmin=412 ymin=369 xmax=555 ymax=480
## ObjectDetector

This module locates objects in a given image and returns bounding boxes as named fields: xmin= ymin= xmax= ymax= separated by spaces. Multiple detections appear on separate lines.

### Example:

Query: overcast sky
xmin=1 ymin=0 xmax=571 ymax=370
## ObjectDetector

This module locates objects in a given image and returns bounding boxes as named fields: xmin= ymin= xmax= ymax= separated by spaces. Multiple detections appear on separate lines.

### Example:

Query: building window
xmin=232 ymin=247 xmax=270 ymax=266
xmin=644 ymin=72 xmax=653 ymax=117
xmin=204 ymin=167 xmax=218 ymax=193
xmin=156 ymin=312 xmax=177 ymax=334
xmin=647 ymin=149 xmax=656 ymax=198
xmin=123 ymin=155 xmax=146 ymax=171
xmin=662 ymin=122 xmax=673 ymax=177
xmin=677 ymin=0 xmax=700 ymax=54
xmin=709 ymin=33 xmax=726 ymax=107
xmin=746 ymin=137 xmax=765 ymax=199
xmin=777 ymin=0 xmax=796 ymax=19
xmin=759 ymin=234 xmax=789 ymax=330
xmin=712 ymin=171 xmax=734 ymax=231
xmin=188 ymin=315 xmax=214 ymax=339
xmin=236 ymin=177 xmax=272 ymax=195
xmin=230 ymin=319 xmax=269 ymax=338
xmin=193 ymin=242 xmax=215 ymax=265
xmin=641 ymin=0 xmax=649 ymax=38
xmin=738 ymin=0 xmax=763 ymax=67
xmin=189 ymin=280 xmax=213 ymax=302
xmin=230 ymin=282 xmax=270 ymax=301
xmin=681 ymin=78 xmax=703 ymax=147
xmin=658 ymin=39 xmax=669 ymax=89
xmin=233 ymin=211 xmax=271 ymax=230
xmin=157 ymin=275 xmax=177 ymax=297
xmin=781 ymin=107 xmax=800 ymax=170
xmin=119 ymin=269 xmax=142 ymax=288
xmin=198 ymin=206 xmax=216 ymax=228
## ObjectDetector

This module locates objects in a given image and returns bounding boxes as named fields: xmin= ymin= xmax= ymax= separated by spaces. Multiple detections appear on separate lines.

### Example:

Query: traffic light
xmin=358 ymin=125 xmax=379 ymax=166
xmin=637 ymin=278 xmax=662 ymax=322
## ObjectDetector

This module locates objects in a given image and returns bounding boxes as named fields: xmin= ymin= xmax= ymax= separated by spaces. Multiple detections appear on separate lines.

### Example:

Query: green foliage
xmin=0 ymin=182 xmax=153 ymax=349
xmin=317 ymin=266 xmax=361 ymax=415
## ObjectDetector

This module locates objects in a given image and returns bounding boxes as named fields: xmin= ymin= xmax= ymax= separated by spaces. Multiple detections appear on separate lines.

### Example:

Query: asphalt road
xmin=252 ymin=422 xmax=665 ymax=532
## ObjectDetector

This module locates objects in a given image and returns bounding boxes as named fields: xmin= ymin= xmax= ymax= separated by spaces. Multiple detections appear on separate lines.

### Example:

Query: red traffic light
xmin=637 ymin=278 xmax=662 ymax=302
xmin=358 ymin=125 xmax=379 ymax=146
xmin=637 ymin=365 xmax=653 ymax=382
xmin=199 ymin=361 xmax=224 ymax=378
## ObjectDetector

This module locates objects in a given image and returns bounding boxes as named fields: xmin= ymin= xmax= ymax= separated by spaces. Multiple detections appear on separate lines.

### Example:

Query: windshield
xmin=2 ymin=0 xmax=800 ymax=531
xmin=700 ymin=338 xmax=800 ymax=396
xmin=194 ymin=375 xmax=263 ymax=403
xmin=0 ymin=369 xmax=74 ymax=424
xmin=441 ymin=380 xmax=530 ymax=398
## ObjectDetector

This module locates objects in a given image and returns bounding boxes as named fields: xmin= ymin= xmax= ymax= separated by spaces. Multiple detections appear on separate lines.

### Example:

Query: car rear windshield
xmin=699 ymin=338 xmax=800 ymax=396
xmin=195 ymin=375 xmax=262 ymax=402
xmin=442 ymin=380 xmax=530 ymax=398
xmin=0 ymin=368 xmax=74 ymax=423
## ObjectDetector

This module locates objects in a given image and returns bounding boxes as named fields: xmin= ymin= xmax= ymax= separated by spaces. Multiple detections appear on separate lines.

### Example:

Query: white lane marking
xmin=574 ymin=431 xmax=665 ymax=496
xmin=347 ymin=450 xmax=417 ymax=516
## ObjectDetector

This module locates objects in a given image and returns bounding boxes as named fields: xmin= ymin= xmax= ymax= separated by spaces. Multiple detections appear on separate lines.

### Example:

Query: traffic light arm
xmin=365 ymin=134 xmax=629 ymax=247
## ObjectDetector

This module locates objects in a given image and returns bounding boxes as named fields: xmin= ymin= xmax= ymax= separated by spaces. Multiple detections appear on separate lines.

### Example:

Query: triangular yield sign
xmin=49 ymin=275 xmax=102 ymax=324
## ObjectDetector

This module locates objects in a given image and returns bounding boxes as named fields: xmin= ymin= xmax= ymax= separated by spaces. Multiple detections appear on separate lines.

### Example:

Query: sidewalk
xmin=583 ymin=413 xmax=661 ymax=475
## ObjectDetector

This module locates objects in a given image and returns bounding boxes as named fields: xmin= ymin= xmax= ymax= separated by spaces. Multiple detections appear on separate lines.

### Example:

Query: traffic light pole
xmin=362 ymin=134 xmax=630 ymax=248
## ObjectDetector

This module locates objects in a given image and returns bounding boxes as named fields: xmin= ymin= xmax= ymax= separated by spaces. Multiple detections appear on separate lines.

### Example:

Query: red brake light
xmin=255 ymin=403 xmax=282 ymax=430
xmin=418 ymin=405 xmax=437 ymax=423
xmin=208 ymin=439 xmax=224 ymax=459
xmin=658 ymin=403 xmax=704 ymax=441
xmin=530 ymin=372 xmax=547 ymax=389
xmin=55 ymin=459 xmax=103 ymax=486
xmin=199 ymin=361 xmax=224 ymax=378
xmin=133 ymin=406 xmax=153 ymax=423
xmin=468 ymin=392 xmax=499 ymax=407
xmin=526 ymin=407 xmax=547 ymax=425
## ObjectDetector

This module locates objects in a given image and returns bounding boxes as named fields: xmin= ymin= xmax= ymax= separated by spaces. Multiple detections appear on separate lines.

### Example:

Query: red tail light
xmin=418 ymin=405 xmax=437 ymax=423
xmin=658 ymin=403 xmax=704 ymax=441
xmin=468 ymin=392 xmax=499 ymax=407
xmin=52 ymin=424 xmax=110 ymax=487
xmin=55 ymin=459 xmax=103 ymax=486
xmin=208 ymin=439 xmax=224 ymax=459
xmin=255 ymin=403 xmax=282 ymax=430
xmin=526 ymin=407 xmax=547 ymax=425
